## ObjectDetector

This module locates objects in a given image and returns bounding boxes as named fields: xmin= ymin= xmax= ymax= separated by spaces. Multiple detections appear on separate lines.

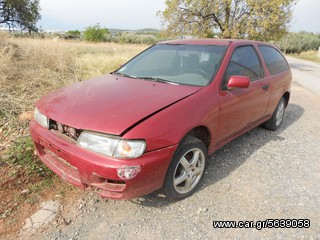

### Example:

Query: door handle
xmin=262 ymin=85 xmax=269 ymax=90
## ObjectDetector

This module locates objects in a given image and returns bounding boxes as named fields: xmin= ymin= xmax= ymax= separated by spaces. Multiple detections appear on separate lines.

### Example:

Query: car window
xmin=227 ymin=46 xmax=263 ymax=80
xmin=115 ymin=44 xmax=227 ymax=87
xmin=127 ymin=48 xmax=176 ymax=73
xmin=258 ymin=46 xmax=289 ymax=75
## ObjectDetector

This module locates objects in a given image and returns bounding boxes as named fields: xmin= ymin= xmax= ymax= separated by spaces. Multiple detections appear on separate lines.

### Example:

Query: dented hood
xmin=37 ymin=74 xmax=201 ymax=135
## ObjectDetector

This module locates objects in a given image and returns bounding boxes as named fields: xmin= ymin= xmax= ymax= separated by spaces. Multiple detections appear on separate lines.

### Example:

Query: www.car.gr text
xmin=212 ymin=219 xmax=310 ymax=230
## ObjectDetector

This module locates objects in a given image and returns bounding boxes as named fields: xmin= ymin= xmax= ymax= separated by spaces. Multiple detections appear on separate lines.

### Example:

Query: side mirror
xmin=227 ymin=76 xmax=250 ymax=89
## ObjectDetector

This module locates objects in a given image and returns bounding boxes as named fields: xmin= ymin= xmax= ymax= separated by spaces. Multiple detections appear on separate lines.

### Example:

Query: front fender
xmin=122 ymin=86 xmax=219 ymax=152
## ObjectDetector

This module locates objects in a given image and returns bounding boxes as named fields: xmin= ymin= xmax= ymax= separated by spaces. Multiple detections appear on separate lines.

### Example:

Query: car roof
xmin=158 ymin=38 xmax=270 ymax=46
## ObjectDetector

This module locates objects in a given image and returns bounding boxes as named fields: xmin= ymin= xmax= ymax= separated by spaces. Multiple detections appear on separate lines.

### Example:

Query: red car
xmin=29 ymin=39 xmax=291 ymax=200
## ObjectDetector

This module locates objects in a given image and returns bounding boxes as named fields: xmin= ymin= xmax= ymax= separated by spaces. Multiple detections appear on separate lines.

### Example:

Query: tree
xmin=160 ymin=0 xmax=297 ymax=41
xmin=0 ymin=0 xmax=40 ymax=32
xmin=277 ymin=32 xmax=320 ymax=54
xmin=66 ymin=30 xmax=81 ymax=37
xmin=83 ymin=24 xmax=110 ymax=42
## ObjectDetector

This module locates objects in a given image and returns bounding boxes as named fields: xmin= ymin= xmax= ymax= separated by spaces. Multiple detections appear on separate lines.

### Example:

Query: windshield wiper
xmin=112 ymin=72 xmax=137 ymax=79
xmin=137 ymin=76 xmax=179 ymax=85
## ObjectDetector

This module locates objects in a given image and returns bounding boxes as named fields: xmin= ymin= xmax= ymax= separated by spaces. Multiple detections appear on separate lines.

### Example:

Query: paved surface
xmin=18 ymin=57 xmax=320 ymax=240
xmin=20 ymin=201 xmax=60 ymax=235
xmin=286 ymin=56 xmax=320 ymax=95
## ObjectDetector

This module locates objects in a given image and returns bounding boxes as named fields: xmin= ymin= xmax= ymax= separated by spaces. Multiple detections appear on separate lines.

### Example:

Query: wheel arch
xmin=283 ymin=91 xmax=290 ymax=108
xmin=183 ymin=125 xmax=211 ymax=150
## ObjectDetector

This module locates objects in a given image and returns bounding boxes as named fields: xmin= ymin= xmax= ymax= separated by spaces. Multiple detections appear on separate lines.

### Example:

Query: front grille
xmin=49 ymin=119 xmax=82 ymax=141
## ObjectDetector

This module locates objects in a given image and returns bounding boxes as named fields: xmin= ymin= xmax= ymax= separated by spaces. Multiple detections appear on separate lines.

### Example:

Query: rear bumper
xmin=29 ymin=120 xmax=177 ymax=199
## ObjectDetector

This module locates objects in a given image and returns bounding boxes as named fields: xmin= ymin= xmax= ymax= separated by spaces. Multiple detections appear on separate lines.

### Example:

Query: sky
xmin=39 ymin=0 xmax=320 ymax=33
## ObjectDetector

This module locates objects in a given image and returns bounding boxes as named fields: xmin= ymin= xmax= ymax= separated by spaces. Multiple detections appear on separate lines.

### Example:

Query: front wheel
xmin=163 ymin=136 xmax=207 ymax=200
xmin=263 ymin=97 xmax=286 ymax=131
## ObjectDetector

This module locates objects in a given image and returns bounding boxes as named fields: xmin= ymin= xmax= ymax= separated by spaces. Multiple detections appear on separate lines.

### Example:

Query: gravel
xmin=27 ymin=83 xmax=320 ymax=240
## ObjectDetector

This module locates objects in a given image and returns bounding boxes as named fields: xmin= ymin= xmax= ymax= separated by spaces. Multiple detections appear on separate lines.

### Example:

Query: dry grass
xmin=71 ymin=41 xmax=147 ymax=79
xmin=0 ymin=33 xmax=148 ymax=122
xmin=290 ymin=50 xmax=320 ymax=63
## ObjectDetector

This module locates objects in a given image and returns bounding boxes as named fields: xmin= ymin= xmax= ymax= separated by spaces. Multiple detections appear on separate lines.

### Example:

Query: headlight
xmin=34 ymin=107 xmax=48 ymax=128
xmin=77 ymin=131 xmax=146 ymax=159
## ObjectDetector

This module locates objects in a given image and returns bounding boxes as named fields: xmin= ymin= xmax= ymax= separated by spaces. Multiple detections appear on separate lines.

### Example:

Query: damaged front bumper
xmin=29 ymin=120 xmax=177 ymax=200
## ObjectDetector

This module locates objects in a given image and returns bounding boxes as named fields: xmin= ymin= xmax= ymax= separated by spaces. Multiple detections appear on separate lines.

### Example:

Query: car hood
xmin=37 ymin=74 xmax=201 ymax=135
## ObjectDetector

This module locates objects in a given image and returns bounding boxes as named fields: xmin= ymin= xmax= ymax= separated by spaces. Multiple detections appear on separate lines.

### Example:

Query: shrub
xmin=66 ymin=30 xmax=81 ymax=37
xmin=83 ymin=24 xmax=110 ymax=42
xmin=118 ymin=33 xmax=158 ymax=44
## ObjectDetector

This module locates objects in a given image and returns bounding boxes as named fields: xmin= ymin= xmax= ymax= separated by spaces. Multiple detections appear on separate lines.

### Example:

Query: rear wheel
xmin=163 ymin=136 xmax=207 ymax=200
xmin=263 ymin=97 xmax=286 ymax=131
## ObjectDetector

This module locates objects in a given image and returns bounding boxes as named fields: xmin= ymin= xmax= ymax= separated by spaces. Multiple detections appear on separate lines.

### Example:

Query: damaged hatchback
xmin=29 ymin=39 xmax=291 ymax=200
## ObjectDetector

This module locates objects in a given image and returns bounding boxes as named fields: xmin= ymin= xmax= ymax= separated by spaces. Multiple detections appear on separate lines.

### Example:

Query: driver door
xmin=217 ymin=45 xmax=270 ymax=142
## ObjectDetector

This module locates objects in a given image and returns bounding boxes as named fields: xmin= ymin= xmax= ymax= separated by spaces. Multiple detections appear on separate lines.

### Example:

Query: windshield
xmin=114 ymin=44 xmax=227 ymax=86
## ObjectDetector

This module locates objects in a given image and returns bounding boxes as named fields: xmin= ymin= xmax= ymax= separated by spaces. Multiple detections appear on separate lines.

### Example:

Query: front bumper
xmin=29 ymin=120 xmax=177 ymax=199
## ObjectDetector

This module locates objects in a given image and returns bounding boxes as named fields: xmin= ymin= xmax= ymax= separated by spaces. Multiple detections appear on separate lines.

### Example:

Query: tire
xmin=163 ymin=136 xmax=207 ymax=200
xmin=263 ymin=97 xmax=286 ymax=131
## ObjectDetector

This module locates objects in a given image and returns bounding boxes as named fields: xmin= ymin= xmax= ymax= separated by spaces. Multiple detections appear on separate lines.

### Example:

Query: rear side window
xmin=258 ymin=46 xmax=289 ymax=75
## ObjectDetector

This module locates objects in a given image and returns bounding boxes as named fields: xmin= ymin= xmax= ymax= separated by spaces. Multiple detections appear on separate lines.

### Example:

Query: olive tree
xmin=160 ymin=0 xmax=297 ymax=41
xmin=0 ymin=0 xmax=40 ymax=32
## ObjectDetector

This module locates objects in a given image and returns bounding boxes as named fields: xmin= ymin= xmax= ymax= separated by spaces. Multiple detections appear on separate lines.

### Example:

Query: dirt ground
xmin=0 ymin=171 xmax=79 ymax=237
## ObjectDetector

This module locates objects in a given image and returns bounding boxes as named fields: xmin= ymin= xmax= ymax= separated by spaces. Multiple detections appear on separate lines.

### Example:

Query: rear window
xmin=258 ymin=46 xmax=289 ymax=75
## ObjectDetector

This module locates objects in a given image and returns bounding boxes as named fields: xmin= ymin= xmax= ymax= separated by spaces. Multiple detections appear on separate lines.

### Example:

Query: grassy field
xmin=0 ymin=33 xmax=148 ymax=235
xmin=0 ymin=33 xmax=148 ymax=121
xmin=290 ymin=50 xmax=320 ymax=63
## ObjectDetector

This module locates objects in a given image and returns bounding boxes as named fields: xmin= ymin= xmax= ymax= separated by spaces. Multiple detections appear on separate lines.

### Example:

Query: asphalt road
xmin=286 ymin=56 xmax=320 ymax=95
xmin=21 ymin=57 xmax=320 ymax=240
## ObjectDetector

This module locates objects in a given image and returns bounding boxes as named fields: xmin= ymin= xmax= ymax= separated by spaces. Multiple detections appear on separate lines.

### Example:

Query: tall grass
xmin=0 ymin=33 xmax=147 ymax=122
xmin=289 ymin=50 xmax=320 ymax=63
